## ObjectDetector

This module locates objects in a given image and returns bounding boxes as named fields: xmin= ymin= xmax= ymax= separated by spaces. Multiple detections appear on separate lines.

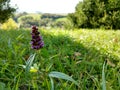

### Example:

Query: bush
xmin=68 ymin=0 xmax=120 ymax=29
xmin=1 ymin=18 xmax=18 ymax=30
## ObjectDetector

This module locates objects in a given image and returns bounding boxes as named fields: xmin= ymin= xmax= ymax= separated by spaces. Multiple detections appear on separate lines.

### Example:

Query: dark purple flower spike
xmin=31 ymin=25 xmax=44 ymax=50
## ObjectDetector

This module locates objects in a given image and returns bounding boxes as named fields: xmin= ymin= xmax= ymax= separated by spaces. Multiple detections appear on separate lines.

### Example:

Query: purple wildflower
xmin=31 ymin=25 xmax=44 ymax=50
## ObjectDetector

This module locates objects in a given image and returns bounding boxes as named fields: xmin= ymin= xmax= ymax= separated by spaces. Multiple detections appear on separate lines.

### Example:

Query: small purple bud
xmin=32 ymin=35 xmax=36 ymax=38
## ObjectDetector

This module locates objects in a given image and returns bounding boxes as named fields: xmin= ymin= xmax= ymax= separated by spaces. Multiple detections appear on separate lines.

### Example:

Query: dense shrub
xmin=68 ymin=0 xmax=120 ymax=29
xmin=1 ymin=18 xmax=18 ymax=30
xmin=0 ymin=0 xmax=16 ymax=23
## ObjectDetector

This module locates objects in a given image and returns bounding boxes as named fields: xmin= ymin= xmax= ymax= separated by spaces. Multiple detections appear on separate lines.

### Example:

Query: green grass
xmin=0 ymin=29 xmax=120 ymax=90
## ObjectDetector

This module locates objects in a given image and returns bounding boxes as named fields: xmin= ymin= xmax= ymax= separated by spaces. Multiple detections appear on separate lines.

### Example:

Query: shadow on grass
xmin=40 ymin=30 xmax=119 ymax=89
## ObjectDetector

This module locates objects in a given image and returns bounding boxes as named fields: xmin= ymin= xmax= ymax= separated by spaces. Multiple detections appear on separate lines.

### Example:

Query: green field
xmin=0 ymin=29 xmax=120 ymax=90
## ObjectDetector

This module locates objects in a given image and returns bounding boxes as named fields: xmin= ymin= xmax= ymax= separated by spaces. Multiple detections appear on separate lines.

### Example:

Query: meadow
xmin=0 ymin=28 xmax=120 ymax=90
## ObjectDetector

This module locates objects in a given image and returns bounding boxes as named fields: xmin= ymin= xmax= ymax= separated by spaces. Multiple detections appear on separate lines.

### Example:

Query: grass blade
xmin=50 ymin=77 xmax=54 ymax=90
xmin=49 ymin=71 xmax=79 ymax=87
xmin=0 ymin=82 xmax=5 ymax=90
xmin=26 ymin=53 xmax=36 ymax=72
xmin=102 ymin=62 xmax=106 ymax=90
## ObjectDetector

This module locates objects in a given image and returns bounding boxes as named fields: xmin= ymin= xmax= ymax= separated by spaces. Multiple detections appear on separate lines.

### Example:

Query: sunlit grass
xmin=0 ymin=29 xmax=120 ymax=90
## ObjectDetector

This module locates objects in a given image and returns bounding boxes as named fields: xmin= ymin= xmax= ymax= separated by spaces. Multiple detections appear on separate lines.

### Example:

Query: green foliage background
xmin=0 ymin=0 xmax=16 ymax=23
xmin=68 ymin=0 xmax=120 ymax=29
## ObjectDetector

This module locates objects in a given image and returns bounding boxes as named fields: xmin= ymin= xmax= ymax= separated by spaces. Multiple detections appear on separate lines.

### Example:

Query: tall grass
xmin=0 ymin=29 xmax=120 ymax=90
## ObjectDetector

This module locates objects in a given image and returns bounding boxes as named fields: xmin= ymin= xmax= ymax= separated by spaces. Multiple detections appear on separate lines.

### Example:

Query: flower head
xmin=31 ymin=25 xmax=44 ymax=50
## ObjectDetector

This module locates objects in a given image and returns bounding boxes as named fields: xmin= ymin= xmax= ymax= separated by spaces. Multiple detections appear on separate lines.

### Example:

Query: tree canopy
xmin=0 ymin=0 xmax=16 ymax=23
xmin=68 ymin=0 xmax=120 ymax=29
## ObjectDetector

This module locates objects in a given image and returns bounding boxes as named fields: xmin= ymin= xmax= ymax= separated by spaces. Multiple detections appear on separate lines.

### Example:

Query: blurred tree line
xmin=11 ymin=13 xmax=72 ymax=29
xmin=68 ymin=0 xmax=120 ymax=29
xmin=1 ymin=12 xmax=72 ymax=29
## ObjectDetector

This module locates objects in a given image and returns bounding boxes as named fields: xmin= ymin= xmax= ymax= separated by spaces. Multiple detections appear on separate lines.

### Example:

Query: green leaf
xmin=0 ymin=82 xmax=5 ymax=90
xmin=8 ymin=38 xmax=12 ymax=49
xmin=50 ymin=77 xmax=54 ymax=90
xmin=102 ymin=62 xmax=106 ymax=90
xmin=16 ymin=34 xmax=24 ymax=40
xmin=118 ymin=73 xmax=120 ymax=87
xmin=26 ymin=54 xmax=36 ymax=72
xmin=46 ymin=63 xmax=53 ymax=72
xmin=49 ymin=71 xmax=79 ymax=87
